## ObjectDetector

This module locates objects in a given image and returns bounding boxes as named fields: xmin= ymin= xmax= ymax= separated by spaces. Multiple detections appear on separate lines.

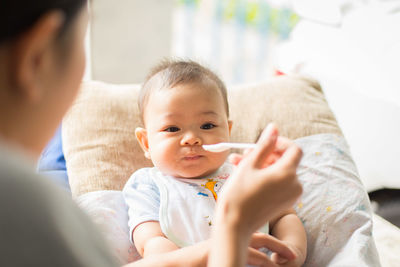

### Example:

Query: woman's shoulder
xmin=0 ymin=143 xmax=45 ymax=191
xmin=0 ymin=144 xmax=119 ymax=267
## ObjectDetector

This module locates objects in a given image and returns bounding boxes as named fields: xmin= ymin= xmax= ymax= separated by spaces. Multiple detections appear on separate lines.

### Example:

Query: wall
xmin=89 ymin=0 xmax=173 ymax=84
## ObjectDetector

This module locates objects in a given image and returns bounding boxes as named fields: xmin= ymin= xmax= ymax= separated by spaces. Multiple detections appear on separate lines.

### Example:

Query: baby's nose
xmin=181 ymin=133 xmax=202 ymax=146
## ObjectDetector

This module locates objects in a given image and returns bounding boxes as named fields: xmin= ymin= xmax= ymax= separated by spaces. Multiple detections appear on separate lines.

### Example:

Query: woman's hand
xmin=270 ymin=241 xmax=305 ymax=267
xmin=218 ymin=124 xmax=303 ymax=236
xmin=209 ymin=124 xmax=303 ymax=267
xmin=247 ymin=232 xmax=297 ymax=266
xmin=229 ymin=136 xmax=294 ymax=168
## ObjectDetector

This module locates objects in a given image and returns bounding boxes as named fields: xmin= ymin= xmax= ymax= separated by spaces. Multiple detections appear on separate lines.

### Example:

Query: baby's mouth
xmin=183 ymin=155 xmax=203 ymax=161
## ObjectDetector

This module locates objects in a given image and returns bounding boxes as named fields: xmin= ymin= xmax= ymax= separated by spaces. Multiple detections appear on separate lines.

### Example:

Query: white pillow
xmin=75 ymin=191 xmax=140 ymax=264
xmin=294 ymin=134 xmax=379 ymax=265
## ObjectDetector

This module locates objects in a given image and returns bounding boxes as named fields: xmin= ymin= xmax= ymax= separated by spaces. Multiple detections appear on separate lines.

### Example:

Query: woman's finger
xmin=250 ymin=233 xmax=296 ymax=261
xmin=247 ymin=247 xmax=278 ymax=267
xmin=267 ymin=143 xmax=303 ymax=177
xmin=243 ymin=148 xmax=252 ymax=157
xmin=274 ymin=136 xmax=292 ymax=153
xmin=228 ymin=153 xmax=242 ymax=166
xmin=271 ymin=252 xmax=289 ymax=265
xmin=229 ymin=147 xmax=253 ymax=166
xmin=249 ymin=123 xmax=278 ymax=169
xmin=260 ymin=144 xmax=303 ymax=211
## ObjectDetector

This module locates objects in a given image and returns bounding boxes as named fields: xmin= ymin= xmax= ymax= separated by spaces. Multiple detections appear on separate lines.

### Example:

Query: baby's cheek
xmin=151 ymin=146 xmax=173 ymax=167
xmin=211 ymin=151 xmax=230 ymax=165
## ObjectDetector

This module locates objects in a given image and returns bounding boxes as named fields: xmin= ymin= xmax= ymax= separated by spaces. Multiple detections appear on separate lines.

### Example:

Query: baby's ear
xmin=135 ymin=127 xmax=151 ymax=159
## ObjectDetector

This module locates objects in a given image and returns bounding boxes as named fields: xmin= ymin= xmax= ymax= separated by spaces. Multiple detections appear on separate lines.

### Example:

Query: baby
xmin=123 ymin=60 xmax=306 ymax=265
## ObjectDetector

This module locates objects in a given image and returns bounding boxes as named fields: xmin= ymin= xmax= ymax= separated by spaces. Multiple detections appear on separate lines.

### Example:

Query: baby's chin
xmin=166 ymin=167 xmax=219 ymax=179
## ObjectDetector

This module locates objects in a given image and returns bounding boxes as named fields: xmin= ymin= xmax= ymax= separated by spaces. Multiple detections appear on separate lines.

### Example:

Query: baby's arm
xmin=269 ymin=208 xmax=307 ymax=265
xmin=123 ymin=170 xmax=180 ymax=258
xmin=133 ymin=221 xmax=179 ymax=257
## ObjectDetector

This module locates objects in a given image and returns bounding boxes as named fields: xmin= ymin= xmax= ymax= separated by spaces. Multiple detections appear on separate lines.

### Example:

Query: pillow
xmin=75 ymin=190 xmax=141 ymax=264
xmin=228 ymin=75 xmax=342 ymax=143
xmin=293 ymin=134 xmax=379 ymax=265
xmin=63 ymin=75 xmax=342 ymax=197
xmin=62 ymin=82 xmax=153 ymax=197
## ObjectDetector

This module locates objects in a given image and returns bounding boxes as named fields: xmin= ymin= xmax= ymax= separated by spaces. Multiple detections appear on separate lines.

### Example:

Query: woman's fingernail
xmin=277 ymin=257 xmax=289 ymax=264
xmin=260 ymin=123 xmax=276 ymax=142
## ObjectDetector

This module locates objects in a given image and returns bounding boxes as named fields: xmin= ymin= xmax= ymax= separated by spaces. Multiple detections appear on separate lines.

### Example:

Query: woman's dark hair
xmin=0 ymin=0 xmax=87 ymax=43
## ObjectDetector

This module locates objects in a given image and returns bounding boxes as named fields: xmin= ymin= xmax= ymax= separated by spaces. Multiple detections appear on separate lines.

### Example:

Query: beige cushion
xmin=62 ymin=82 xmax=153 ymax=197
xmin=63 ymin=75 xmax=341 ymax=197
xmin=228 ymin=75 xmax=342 ymax=143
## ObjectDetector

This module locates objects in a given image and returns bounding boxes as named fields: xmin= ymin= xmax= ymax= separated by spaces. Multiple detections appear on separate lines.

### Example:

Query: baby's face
xmin=141 ymin=83 xmax=232 ymax=178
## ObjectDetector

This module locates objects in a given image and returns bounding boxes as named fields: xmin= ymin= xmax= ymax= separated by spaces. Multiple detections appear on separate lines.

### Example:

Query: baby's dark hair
xmin=139 ymin=59 xmax=229 ymax=123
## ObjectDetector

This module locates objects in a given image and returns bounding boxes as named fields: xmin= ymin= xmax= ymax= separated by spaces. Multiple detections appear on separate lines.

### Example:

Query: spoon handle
xmin=223 ymin=143 xmax=257 ymax=149
xmin=203 ymin=142 xmax=257 ymax=152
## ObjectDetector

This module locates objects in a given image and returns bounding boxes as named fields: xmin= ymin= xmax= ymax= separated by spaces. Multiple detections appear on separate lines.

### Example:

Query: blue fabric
xmin=38 ymin=126 xmax=66 ymax=171
xmin=38 ymin=125 xmax=70 ymax=191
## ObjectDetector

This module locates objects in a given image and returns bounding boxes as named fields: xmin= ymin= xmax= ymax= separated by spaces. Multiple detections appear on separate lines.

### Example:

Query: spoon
xmin=202 ymin=142 xmax=257 ymax=152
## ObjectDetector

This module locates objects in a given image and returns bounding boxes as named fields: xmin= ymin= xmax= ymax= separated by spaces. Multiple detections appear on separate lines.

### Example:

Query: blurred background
xmin=86 ymin=0 xmax=298 ymax=85
xmin=82 ymin=0 xmax=400 ymax=227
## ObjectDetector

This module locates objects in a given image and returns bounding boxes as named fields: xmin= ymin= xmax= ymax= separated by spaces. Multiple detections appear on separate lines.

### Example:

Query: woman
xmin=0 ymin=0 xmax=302 ymax=266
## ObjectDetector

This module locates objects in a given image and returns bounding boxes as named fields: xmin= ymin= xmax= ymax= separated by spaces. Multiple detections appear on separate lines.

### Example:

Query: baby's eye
xmin=164 ymin=126 xmax=180 ymax=132
xmin=201 ymin=123 xmax=216 ymax=130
